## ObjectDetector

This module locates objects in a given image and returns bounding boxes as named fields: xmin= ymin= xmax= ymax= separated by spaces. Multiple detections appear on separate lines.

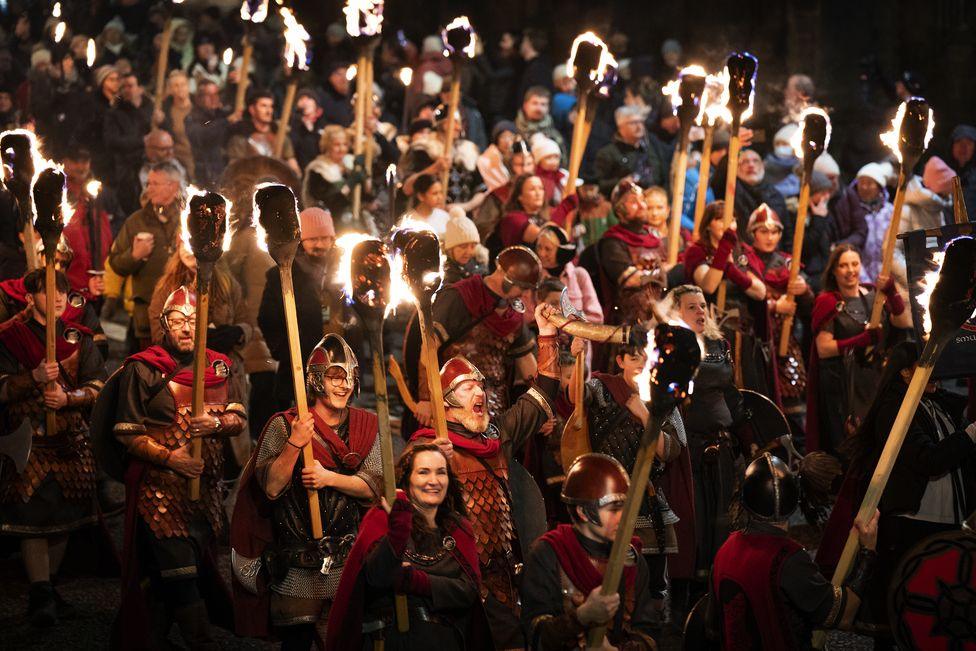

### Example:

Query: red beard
xmin=451 ymin=408 xmax=489 ymax=434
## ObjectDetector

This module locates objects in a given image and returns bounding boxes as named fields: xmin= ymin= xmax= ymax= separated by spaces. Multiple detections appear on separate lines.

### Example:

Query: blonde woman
xmin=301 ymin=125 xmax=357 ymax=222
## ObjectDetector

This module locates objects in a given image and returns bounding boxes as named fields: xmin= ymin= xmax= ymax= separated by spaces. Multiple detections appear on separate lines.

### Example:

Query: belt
xmin=275 ymin=534 xmax=355 ymax=569
xmin=362 ymin=606 xmax=445 ymax=633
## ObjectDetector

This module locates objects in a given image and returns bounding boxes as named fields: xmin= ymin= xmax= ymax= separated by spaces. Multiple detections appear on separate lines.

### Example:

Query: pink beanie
xmin=299 ymin=207 xmax=335 ymax=240
xmin=922 ymin=156 xmax=956 ymax=195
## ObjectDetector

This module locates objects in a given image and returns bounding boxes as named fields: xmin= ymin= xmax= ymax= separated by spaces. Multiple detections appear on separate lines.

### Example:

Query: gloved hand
xmin=386 ymin=489 xmax=413 ymax=557
xmin=710 ymin=228 xmax=738 ymax=270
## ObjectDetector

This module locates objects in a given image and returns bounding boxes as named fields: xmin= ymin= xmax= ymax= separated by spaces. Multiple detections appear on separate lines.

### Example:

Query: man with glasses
xmin=109 ymin=161 xmax=185 ymax=351
xmin=110 ymin=285 xmax=245 ymax=648
xmin=231 ymin=333 xmax=381 ymax=648
xmin=594 ymin=105 xmax=668 ymax=196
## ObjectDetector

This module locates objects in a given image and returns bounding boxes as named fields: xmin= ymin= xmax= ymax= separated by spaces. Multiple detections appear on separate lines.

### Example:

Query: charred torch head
xmin=924 ymin=236 xmax=976 ymax=362
xmin=395 ymin=228 xmax=442 ymax=302
xmin=899 ymin=97 xmax=932 ymax=167
xmin=1 ymin=131 xmax=35 ymax=189
xmin=254 ymin=183 xmax=301 ymax=265
xmin=187 ymin=191 xmax=228 ymax=264
xmin=349 ymin=238 xmax=391 ymax=321
xmin=32 ymin=167 xmax=66 ymax=249
xmin=442 ymin=16 xmax=475 ymax=60
xmin=725 ymin=52 xmax=758 ymax=118
xmin=648 ymin=323 xmax=701 ymax=417
xmin=677 ymin=69 xmax=707 ymax=127
xmin=801 ymin=111 xmax=829 ymax=165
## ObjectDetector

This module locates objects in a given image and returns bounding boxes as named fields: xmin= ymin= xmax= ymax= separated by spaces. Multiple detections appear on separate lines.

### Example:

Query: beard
xmin=452 ymin=408 xmax=490 ymax=434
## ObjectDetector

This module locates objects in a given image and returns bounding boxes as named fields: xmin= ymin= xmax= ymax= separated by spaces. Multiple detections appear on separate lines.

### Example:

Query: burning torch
xmin=183 ymin=189 xmax=230 ymax=500
xmin=1 ymin=129 xmax=41 ymax=270
xmin=715 ymin=52 xmax=758 ymax=312
xmin=235 ymin=0 xmax=269 ymax=116
xmin=586 ymin=324 xmax=701 ymax=647
xmin=867 ymin=97 xmax=935 ymax=330
xmin=438 ymin=16 xmax=477 ymax=191
xmin=777 ymin=108 xmax=830 ymax=356
xmin=32 ymin=166 xmax=69 ymax=436
xmin=391 ymin=225 xmax=451 ymax=443
xmin=254 ymin=183 xmax=323 ymax=538
xmin=345 ymin=0 xmax=385 ymax=222
xmin=564 ymin=32 xmax=617 ymax=207
xmin=691 ymin=72 xmax=730 ymax=239
xmin=662 ymin=66 xmax=707 ymax=265
xmin=818 ymin=236 xmax=976 ymax=648
xmin=273 ymin=7 xmax=310 ymax=159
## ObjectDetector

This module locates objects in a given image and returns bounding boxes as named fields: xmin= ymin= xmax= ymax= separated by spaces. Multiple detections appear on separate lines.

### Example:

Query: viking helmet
xmin=307 ymin=334 xmax=359 ymax=395
xmin=741 ymin=452 xmax=800 ymax=522
xmin=495 ymin=245 xmax=541 ymax=290
xmin=160 ymin=285 xmax=196 ymax=330
xmin=561 ymin=453 xmax=630 ymax=526
xmin=746 ymin=203 xmax=782 ymax=233
xmin=440 ymin=356 xmax=485 ymax=408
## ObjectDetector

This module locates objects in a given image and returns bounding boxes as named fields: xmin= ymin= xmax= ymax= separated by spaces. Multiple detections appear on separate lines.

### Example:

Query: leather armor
xmin=138 ymin=379 xmax=242 ymax=539
xmin=616 ymin=244 xmax=664 ymax=324
xmin=441 ymin=322 xmax=518 ymax=418
xmin=1 ymin=350 xmax=100 ymax=504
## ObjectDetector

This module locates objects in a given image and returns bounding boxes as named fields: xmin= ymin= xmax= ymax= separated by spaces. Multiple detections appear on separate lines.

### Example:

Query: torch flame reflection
xmin=280 ymin=7 xmax=310 ymax=71
xmin=880 ymin=101 xmax=936 ymax=165
xmin=343 ymin=0 xmax=385 ymax=38
xmin=567 ymin=32 xmax=617 ymax=87
xmin=86 ymin=38 xmax=96 ymax=67
xmin=790 ymin=106 xmax=832 ymax=160
xmin=240 ymin=0 xmax=269 ymax=24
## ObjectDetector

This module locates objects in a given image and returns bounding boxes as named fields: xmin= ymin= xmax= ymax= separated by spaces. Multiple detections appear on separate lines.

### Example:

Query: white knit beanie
xmin=443 ymin=208 xmax=480 ymax=250
xmin=531 ymin=134 xmax=561 ymax=163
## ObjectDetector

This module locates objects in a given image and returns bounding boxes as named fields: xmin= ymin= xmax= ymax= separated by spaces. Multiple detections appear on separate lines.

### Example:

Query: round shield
xmin=739 ymin=389 xmax=790 ymax=452
xmin=888 ymin=529 xmax=976 ymax=650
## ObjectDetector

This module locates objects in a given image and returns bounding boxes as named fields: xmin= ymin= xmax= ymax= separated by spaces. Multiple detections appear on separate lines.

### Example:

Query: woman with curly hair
xmin=327 ymin=444 xmax=488 ymax=650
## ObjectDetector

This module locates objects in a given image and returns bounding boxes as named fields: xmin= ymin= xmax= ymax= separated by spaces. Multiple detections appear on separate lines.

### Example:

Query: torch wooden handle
xmin=44 ymin=261 xmax=57 ymax=436
xmin=363 ymin=58 xmax=376 ymax=179
xmin=586 ymin=410 xmax=665 ymax=647
xmin=188 ymin=279 xmax=211 ymax=502
xmin=559 ymin=351 xmax=591 ymax=471
xmin=416 ymin=308 xmax=450 ymax=444
xmin=233 ymin=39 xmax=253 ymax=116
xmin=23 ymin=221 xmax=39 ymax=271
xmin=868 ymin=169 xmax=907 ymax=329
xmin=351 ymin=51 xmax=370 ymax=221
xmin=691 ymin=125 xmax=714 ymax=240
xmin=668 ymin=132 xmax=691 ymax=265
xmin=816 ymin=359 xmax=937 ymax=649
xmin=273 ymin=81 xmax=298 ymax=159
xmin=716 ymin=126 xmax=742 ymax=313
xmin=548 ymin=313 xmax=630 ymax=344
xmin=564 ymin=92 xmax=589 ymax=200
xmin=952 ymin=176 xmax=969 ymax=225
xmin=778 ymin=177 xmax=812 ymax=357
xmin=280 ymin=266 xmax=324 ymax=539
xmin=439 ymin=76 xmax=463 ymax=191
xmin=387 ymin=355 xmax=418 ymax=413
xmin=153 ymin=19 xmax=174 ymax=104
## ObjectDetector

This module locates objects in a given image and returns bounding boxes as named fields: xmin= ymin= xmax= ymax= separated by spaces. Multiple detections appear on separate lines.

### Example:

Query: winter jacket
xmin=515 ymin=111 xmax=566 ymax=164
xmin=899 ymin=175 xmax=950 ymax=233
xmin=104 ymin=98 xmax=155 ymax=214
xmin=827 ymin=181 xmax=870 ymax=251
xmin=594 ymin=136 xmax=667 ymax=198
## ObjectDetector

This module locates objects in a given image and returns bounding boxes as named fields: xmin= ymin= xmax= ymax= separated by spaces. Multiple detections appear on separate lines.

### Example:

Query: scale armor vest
xmin=1 ymin=349 xmax=97 ymax=505
xmin=138 ymin=379 xmax=231 ymax=539
xmin=441 ymin=323 xmax=517 ymax=418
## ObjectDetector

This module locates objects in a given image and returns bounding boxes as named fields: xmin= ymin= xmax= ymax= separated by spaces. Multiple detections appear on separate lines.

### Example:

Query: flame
xmin=240 ymin=0 xmax=269 ymax=23
xmin=662 ymin=64 xmax=708 ymax=123
xmin=880 ymin=101 xmax=936 ymax=164
xmin=4 ymin=128 xmax=72 ymax=225
xmin=31 ymin=163 xmax=74 ymax=233
xmin=280 ymin=7 xmax=310 ymax=71
xmin=52 ymin=2 xmax=61 ymax=18
xmin=251 ymin=181 xmax=276 ymax=253
xmin=701 ymin=70 xmax=731 ymax=126
xmin=343 ymin=0 xmax=385 ymax=38
xmin=385 ymin=163 xmax=396 ymax=185
xmin=346 ymin=64 xmax=357 ymax=81
xmin=398 ymin=67 xmax=413 ymax=86
xmin=85 ymin=180 xmax=102 ymax=197
xmin=335 ymin=231 xmax=373 ymax=301
xmin=222 ymin=47 xmax=234 ymax=66
xmin=86 ymin=38 xmax=96 ymax=67
xmin=635 ymin=327 xmax=659 ymax=402
xmin=385 ymin=247 xmax=415 ymax=317
xmin=442 ymin=16 xmax=476 ymax=59
xmin=567 ymin=32 xmax=617 ymax=88
xmin=179 ymin=186 xmax=233 ymax=255
xmin=391 ymin=218 xmax=446 ymax=286
xmin=790 ymin=106 xmax=832 ymax=160
xmin=54 ymin=21 xmax=66 ymax=43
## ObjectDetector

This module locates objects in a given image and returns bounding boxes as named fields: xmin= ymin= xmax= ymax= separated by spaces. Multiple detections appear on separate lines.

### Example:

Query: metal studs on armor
xmin=68 ymin=291 xmax=86 ymax=308
xmin=63 ymin=327 xmax=81 ymax=344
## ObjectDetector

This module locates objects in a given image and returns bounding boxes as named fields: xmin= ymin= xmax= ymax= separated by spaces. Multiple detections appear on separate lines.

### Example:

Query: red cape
xmin=0 ymin=277 xmax=86 ymax=322
xmin=230 ymin=407 xmax=378 ymax=640
xmin=126 ymin=345 xmax=232 ymax=388
xmin=603 ymin=223 xmax=662 ymax=250
xmin=804 ymin=291 xmax=845 ymax=453
xmin=450 ymin=275 xmax=523 ymax=339
xmin=325 ymin=505 xmax=483 ymax=650
xmin=0 ymin=315 xmax=90 ymax=368
xmin=539 ymin=524 xmax=641 ymax=594
xmin=410 ymin=426 xmax=501 ymax=458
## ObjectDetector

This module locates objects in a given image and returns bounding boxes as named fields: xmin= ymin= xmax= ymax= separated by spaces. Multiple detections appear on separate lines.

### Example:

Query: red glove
xmin=724 ymin=263 xmax=754 ymax=290
xmin=387 ymin=490 xmax=414 ymax=557
xmin=710 ymin=229 xmax=737 ymax=271
xmin=395 ymin=565 xmax=432 ymax=596
xmin=881 ymin=281 xmax=905 ymax=316
xmin=836 ymin=328 xmax=879 ymax=354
